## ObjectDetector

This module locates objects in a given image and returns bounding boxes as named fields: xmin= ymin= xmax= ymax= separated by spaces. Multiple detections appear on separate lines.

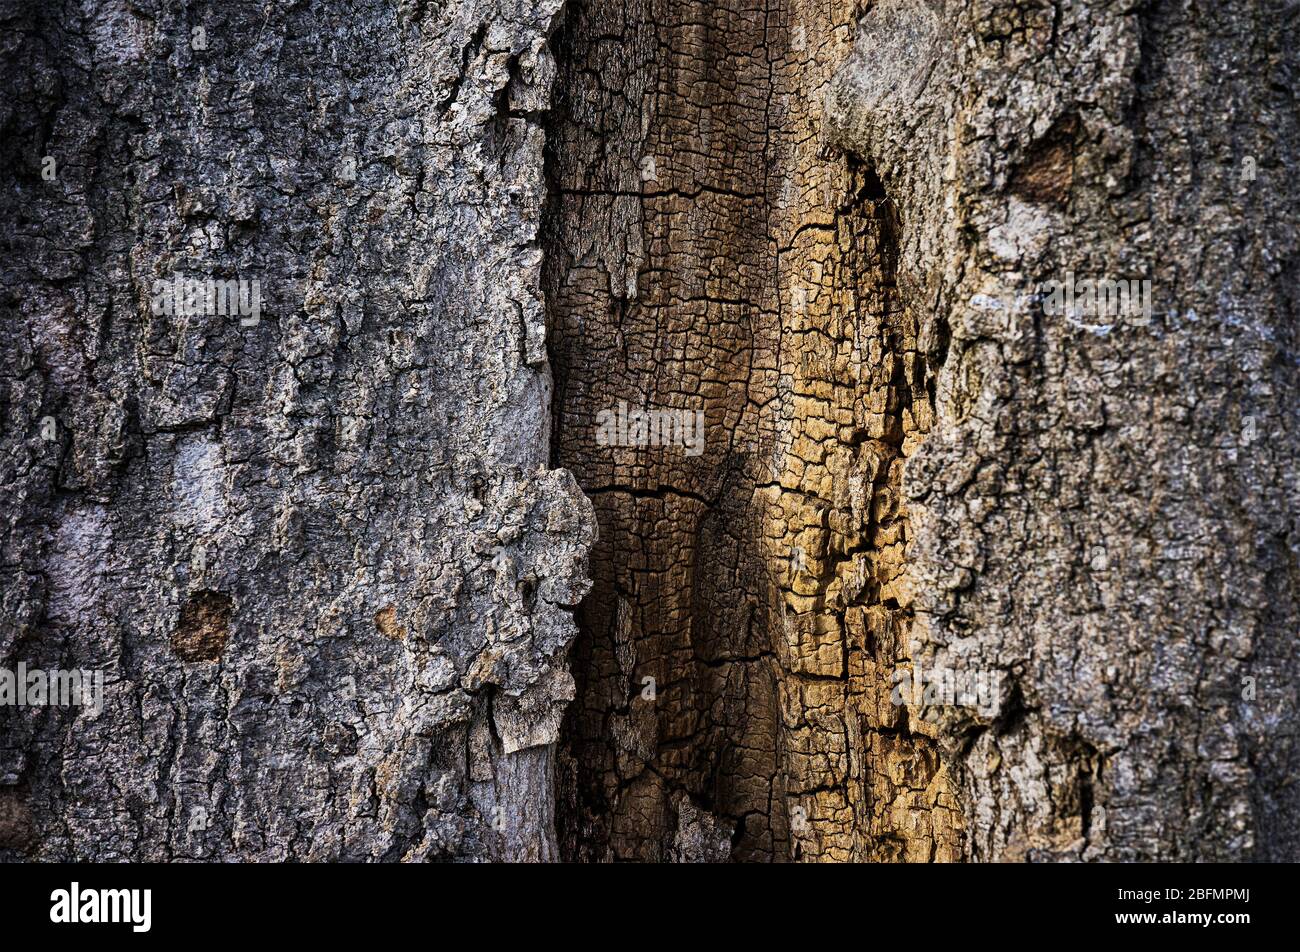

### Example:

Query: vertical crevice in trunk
xmin=544 ymin=0 xmax=956 ymax=862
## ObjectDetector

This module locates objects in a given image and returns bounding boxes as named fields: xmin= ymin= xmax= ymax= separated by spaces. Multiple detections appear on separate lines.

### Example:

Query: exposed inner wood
xmin=545 ymin=0 xmax=959 ymax=862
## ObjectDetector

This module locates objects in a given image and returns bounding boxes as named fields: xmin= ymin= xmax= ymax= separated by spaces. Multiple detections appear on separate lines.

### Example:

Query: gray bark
xmin=1 ymin=0 xmax=591 ymax=862
xmin=824 ymin=0 xmax=1300 ymax=862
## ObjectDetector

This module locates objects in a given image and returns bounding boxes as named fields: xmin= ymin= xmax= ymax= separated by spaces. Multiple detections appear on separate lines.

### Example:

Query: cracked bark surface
xmin=3 ymin=0 xmax=1298 ymax=863
xmin=821 ymin=0 xmax=1300 ymax=863
xmin=549 ymin=0 xmax=1299 ymax=862
xmin=547 ymin=0 xmax=957 ymax=862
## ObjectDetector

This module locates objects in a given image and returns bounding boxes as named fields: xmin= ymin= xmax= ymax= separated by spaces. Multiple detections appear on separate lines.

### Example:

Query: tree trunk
xmin=2 ymin=0 xmax=1296 ymax=862
xmin=1 ymin=0 xmax=593 ymax=862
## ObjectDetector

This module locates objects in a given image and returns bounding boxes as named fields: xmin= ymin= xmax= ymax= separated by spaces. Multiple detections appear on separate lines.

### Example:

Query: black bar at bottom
xmin=0 ymin=862 xmax=1275 ymax=940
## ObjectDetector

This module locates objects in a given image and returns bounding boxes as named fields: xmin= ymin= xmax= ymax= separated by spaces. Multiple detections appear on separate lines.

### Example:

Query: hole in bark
xmin=171 ymin=590 xmax=232 ymax=662
xmin=517 ymin=577 xmax=538 ymax=613
xmin=0 ymin=789 xmax=34 ymax=853
xmin=1010 ymin=113 xmax=1079 ymax=207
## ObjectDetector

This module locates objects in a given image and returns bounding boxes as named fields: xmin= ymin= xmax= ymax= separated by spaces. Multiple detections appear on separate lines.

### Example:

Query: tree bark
xmin=2 ymin=0 xmax=1297 ymax=862
xmin=1 ymin=0 xmax=592 ymax=862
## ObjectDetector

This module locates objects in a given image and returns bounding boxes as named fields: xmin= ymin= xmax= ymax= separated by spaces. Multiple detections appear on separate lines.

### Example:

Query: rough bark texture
xmin=820 ymin=0 xmax=1300 ymax=863
xmin=549 ymin=0 xmax=1299 ymax=863
xmin=3 ymin=0 xmax=1298 ymax=863
xmin=1 ymin=0 xmax=593 ymax=862
xmin=547 ymin=0 xmax=958 ymax=862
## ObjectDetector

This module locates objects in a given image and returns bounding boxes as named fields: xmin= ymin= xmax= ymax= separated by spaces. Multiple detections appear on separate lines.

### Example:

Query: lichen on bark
xmin=1 ymin=0 xmax=593 ymax=862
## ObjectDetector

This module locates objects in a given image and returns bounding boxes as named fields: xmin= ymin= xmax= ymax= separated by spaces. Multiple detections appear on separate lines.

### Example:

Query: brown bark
xmin=547 ymin=0 xmax=957 ymax=862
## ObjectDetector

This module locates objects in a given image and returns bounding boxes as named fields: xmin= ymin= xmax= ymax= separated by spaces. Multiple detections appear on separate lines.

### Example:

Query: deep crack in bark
xmin=545 ymin=0 xmax=958 ymax=862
